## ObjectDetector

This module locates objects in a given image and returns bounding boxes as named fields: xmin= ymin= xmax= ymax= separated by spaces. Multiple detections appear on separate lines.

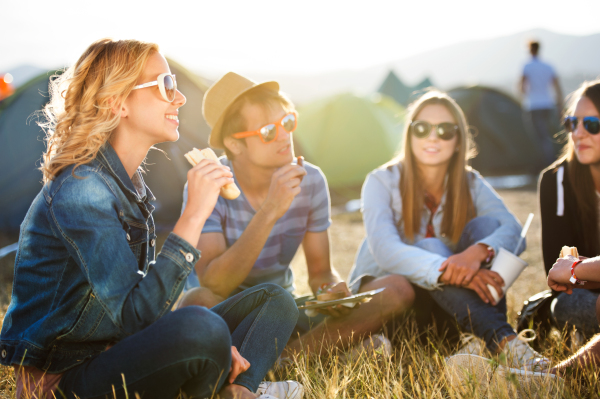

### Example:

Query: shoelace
xmin=507 ymin=329 xmax=551 ymax=371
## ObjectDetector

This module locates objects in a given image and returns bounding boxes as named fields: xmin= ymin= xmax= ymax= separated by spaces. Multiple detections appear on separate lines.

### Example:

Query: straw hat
xmin=203 ymin=72 xmax=279 ymax=149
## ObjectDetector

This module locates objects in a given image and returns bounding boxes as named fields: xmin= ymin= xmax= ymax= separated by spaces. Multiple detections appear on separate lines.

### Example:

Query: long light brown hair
xmin=397 ymin=90 xmax=477 ymax=243
xmin=40 ymin=38 xmax=159 ymax=182
xmin=551 ymin=80 xmax=600 ymax=253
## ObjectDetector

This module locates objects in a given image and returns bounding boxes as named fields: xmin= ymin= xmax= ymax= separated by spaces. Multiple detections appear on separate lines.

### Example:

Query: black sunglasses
xmin=410 ymin=120 xmax=459 ymax=141
xmin=564 ymin=116 xmax=600 ymax=135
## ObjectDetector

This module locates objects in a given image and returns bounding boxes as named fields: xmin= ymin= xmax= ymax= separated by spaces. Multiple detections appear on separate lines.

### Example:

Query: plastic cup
xmin=486 ymin=247 xmax=528 ymax=303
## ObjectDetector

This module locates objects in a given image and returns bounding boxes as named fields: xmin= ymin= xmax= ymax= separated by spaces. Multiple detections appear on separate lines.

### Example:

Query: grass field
xmin=0 ymin=187 xmax=598 ymax=398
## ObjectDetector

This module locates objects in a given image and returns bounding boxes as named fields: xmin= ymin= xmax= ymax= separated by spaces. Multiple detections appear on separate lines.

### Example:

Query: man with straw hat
xmin=178 ymin=72 xmax=412 ymax=361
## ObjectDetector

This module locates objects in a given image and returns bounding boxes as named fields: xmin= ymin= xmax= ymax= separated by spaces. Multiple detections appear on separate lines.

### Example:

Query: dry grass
xmin=0 ymin=187 xmax=598 ymax=398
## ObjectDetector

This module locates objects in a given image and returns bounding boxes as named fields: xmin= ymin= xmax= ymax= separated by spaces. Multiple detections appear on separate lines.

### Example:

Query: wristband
xmin=479 ymin=244 xmax=495 ymax=264
xmin=569 ymin=260 xmax=586 ymax=285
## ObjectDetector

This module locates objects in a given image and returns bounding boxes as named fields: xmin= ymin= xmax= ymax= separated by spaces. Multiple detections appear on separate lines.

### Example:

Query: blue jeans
xmin=413 ymin=216 xmax=516 ymax=351
xmin=552 ymin=289 xmax=600 ymax=338
xmin=57 ymin=283 xmax=298 ymax=399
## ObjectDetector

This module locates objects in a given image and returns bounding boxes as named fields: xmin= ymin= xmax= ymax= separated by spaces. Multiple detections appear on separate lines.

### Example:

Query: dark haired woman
xmin=539 ymin=79 xmax=600 ymax=339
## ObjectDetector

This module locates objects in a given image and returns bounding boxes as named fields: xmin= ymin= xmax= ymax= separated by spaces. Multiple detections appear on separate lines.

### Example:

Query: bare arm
xmin=548 ymin=256 xmax=600 ymax=294
xmin=173 ymin=160 xmax=233 ymax=247
xmin=194 ymin=164 xmax=306 ymax=298
xmin=304 ymin=230 xmax=355 ymax=317
xmin=195 ymin=210 xmax=278 ymax=297
xmin=303 ymin=230 xmax=340 ymax=294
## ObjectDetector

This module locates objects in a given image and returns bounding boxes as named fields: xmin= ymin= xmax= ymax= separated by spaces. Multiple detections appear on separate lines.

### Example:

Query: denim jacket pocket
xmin=55 ymin=292 xmax=106 ymax=343
xmin=278 ymin=230 xmax=307 ymax=265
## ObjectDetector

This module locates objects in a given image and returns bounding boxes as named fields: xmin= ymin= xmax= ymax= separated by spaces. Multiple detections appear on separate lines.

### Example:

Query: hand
xmin=228 ymin=346 xmax=250 ymax=383
xmin=548 ymin=256 xmax=577 ymax=294
xmin=464 ymin=269 xmax=504 ymax=305
xmin=439 ymin=244 xmax=487 ymax=286
xmin=184 ymin=159 xmax=234 ymax=222
xmin=260 ymin=164 xmax=307 ymax=220
xmin=316 ymin=282 xmax=357 ymax=318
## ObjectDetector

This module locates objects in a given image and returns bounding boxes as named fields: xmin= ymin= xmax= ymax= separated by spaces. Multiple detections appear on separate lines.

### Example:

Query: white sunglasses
xmin=132 ymin=73 xmax=177 ymax=102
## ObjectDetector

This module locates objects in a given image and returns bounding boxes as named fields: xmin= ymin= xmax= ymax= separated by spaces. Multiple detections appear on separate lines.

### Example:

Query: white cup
xmin=486 ymin=247 xmax=528 ymax=303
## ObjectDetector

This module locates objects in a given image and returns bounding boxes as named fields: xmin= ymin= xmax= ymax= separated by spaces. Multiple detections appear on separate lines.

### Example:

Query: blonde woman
xmin=348 ymin=90 xmax=549 ymax=370
xmin=0 ymin=39 xmax=298 ymax=399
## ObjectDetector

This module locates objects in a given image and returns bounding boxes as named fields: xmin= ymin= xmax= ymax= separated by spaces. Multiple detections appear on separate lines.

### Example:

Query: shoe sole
xmin=445 ymin=354 xmax=562 ymax=396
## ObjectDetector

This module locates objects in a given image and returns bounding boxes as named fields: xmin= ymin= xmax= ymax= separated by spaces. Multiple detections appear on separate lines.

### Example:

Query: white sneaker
xmin=504 ymin=329 xmax=552 ymax=371
xmin=256 ymin=380 xmax=304 ymax=399
xmin=445 ymin=354 xmax=561 ymax=396
xmin=454 ymin=333 xmax=489 ymax=357
xmin=340 ymin=333 xmax=392 ymax=364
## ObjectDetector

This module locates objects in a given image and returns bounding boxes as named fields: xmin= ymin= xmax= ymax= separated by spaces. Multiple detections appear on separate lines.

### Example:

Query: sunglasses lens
xmin=411 ymin=121 xmax=431 ymax=138
xmin=437 ymin=123 xmax=458 ymax=140
xmin=584 ymin=117 xmax=600 ymax=134
xmin=282 ymin=113 xmax=297 ymax=133
xmin=163 ymin=75 xmax=176 ymax=102
xmin=260 ymin=124 xmax=277 ymax=142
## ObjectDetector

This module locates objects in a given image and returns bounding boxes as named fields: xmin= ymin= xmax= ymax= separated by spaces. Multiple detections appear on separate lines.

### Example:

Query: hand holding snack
xmin=548 ymin=246 xmax=580 ymax=294
xmin=185 ymin=148 xmax=241 ymax=200
xmin=183 ymin=149 xmax=234 ymax=222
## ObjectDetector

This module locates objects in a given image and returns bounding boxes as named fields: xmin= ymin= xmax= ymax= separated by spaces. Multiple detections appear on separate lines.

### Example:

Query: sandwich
xmin=184 ymin=148 xmax=241 ymax=200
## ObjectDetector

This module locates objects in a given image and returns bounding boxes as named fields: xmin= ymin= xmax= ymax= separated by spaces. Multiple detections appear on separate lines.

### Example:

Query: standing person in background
xmin=520 ymin=40 xmax=563 ymax=167
xmin=538 ymin=80 xmax=600 ymax=339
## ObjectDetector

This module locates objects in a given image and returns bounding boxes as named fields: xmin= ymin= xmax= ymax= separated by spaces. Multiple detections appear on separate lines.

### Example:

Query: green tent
xmin=0 ymin=59 xmax=211 ymax=232
xmin=295 ymin=93 xmax=404 ymax=189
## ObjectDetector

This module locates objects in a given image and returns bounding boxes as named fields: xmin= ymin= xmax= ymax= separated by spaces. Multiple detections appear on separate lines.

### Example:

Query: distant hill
xmin=243 ymin=28 xmax=600 ymax=105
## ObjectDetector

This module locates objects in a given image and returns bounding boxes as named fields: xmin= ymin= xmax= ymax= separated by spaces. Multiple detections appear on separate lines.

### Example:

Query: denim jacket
xmin=348 ymin=163 xmax=523 ymax=291
xmin=0 ymin=143 xmax=200 ymax=373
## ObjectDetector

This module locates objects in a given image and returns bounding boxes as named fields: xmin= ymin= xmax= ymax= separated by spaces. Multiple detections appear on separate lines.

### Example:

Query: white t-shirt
xmin=522 ymin=57 xmax=556 ymax=111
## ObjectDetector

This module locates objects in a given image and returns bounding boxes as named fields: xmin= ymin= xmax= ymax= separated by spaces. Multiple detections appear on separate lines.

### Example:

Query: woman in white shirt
xmin=349 ymin=90 xmax=548 ymax=370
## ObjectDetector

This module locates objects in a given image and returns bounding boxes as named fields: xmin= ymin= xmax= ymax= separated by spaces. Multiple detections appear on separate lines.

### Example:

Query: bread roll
xmin=184 ymin=148 xmax=241 ymax=200
xmin=560 ymin=246 xmax=579 ymax=258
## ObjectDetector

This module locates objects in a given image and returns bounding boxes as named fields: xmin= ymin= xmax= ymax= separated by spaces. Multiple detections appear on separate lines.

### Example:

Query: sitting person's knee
xmin=178 ymin=287 xmax=225 ymax=309
xmin=254 ymin=283 xmax=299 ymax=317
xmin=414 ymin=238 xmax=450 ymax=255
xmin=464 ymin=216 xmax=500 ymax=237
xmin=169 ymin=307 xmax=232 ymax=357
xmin=374 ymin=275 xmax=415 ymax=311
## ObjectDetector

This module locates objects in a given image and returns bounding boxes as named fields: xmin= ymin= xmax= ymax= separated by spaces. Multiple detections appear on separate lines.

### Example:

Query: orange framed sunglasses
xmin=232 ymin=111 xmax=298 ymax=143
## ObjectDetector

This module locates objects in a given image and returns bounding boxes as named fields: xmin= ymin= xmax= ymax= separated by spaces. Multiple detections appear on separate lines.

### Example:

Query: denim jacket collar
xmin=96 ymin=143 xmax=156 ymax=206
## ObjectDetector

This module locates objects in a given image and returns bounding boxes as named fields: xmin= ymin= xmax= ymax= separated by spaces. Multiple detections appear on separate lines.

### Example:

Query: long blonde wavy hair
xmin=397 ymin=90 xmax=477 ymax=243
xmin=40 ymin=38 xmax=159 ymax=182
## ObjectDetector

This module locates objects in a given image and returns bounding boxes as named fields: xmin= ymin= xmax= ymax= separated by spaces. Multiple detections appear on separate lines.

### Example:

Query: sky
xmin=3 ymin=0 xmax=600 ymax=78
